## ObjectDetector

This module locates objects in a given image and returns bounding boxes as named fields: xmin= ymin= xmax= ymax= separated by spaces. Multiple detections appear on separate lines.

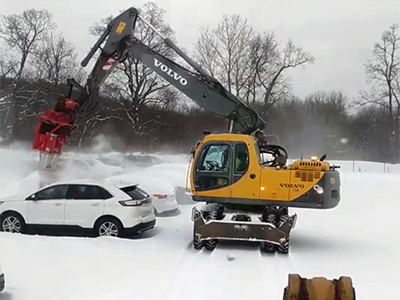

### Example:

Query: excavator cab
xmin=190 ymin=132 xmax=340 ymax=208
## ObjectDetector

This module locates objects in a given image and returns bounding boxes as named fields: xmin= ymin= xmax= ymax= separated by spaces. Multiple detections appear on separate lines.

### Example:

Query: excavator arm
xmin=32 ymin=7 xmax=267 ymax=168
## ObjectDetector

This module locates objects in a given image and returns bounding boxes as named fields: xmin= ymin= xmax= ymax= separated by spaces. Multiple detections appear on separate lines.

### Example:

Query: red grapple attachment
xmin=32 ymin=98 xmax=79 ymax=169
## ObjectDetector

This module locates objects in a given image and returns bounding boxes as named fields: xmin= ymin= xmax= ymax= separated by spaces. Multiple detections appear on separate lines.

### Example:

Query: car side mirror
xmin=27 ymin=194 xmax=37 ymax=201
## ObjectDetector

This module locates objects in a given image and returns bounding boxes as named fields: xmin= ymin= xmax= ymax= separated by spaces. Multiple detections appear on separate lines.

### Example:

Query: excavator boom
xmin=81 ymin=7 xmax=266 ymax=134
xmin=32 ymin=7 xmax=266 ymax=168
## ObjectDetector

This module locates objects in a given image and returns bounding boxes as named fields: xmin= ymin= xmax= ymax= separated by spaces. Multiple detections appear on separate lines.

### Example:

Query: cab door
xmin=230 ymin=141 xmax=260 ymax=200
xmin=192 ymin=142 xmax=232 ymax=200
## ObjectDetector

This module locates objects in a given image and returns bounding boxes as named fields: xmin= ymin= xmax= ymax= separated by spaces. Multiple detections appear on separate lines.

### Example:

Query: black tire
xmin=94 ymin=217 xmax=123 ymax=237
xmin=261 ymin=208 xmax=277 ymax=253
xmin=276 ymin=241 xmax=289 ymax=254
xmin=282 ymin=287 xmax=288 ymax=300
xmin=205 ymin=239 xmax=218 ymax=251
xmin=0 ymin=212 xmax=26 ymax=234
xmin=260 ymin=241 xmax=276 ymax=253
xmin=193 ymin=227 xmax=204 ymax=250
xmin=193 ymin=239 xmax=204 ymax=250
xmin=277 ymin=214 xmax=290 ymax=254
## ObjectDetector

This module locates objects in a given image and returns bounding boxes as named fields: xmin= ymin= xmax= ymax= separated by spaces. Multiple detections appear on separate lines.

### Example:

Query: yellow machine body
xmin=190 ymin=134 xmax=341 ymax=209
xmin=282 ymin=274 xmax=356 ymax=300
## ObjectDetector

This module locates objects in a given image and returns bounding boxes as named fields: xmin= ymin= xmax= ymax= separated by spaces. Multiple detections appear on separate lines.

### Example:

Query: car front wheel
xmin=0 ymin=212 xmax=26 ymax=234
xmin=95 ymin=217 xmax=123 ymax=237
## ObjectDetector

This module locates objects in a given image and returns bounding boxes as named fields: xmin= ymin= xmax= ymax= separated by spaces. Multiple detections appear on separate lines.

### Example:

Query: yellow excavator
xmin=189 ymin=133 xmax=340 ymax=253
xmin=33 ymin=7 xmax=341 ymax=254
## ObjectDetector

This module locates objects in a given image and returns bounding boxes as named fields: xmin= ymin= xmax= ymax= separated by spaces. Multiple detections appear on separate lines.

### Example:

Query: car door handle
xmin=91 ymin=203 xmax=100 ymax=206
xmin=54 ymin=203 xmax=63 ymax=206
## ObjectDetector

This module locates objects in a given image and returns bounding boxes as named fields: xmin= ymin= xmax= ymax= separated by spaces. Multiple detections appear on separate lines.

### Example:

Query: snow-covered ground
xmin=0 ymin=148 xmax=399 ymax=300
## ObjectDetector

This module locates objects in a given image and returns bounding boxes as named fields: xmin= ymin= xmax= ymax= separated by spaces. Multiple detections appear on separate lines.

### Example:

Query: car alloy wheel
xmin=99 ymin=221 xmax=119 ymax=237
xmin=2 ymin=216 xmax=22 ymax=233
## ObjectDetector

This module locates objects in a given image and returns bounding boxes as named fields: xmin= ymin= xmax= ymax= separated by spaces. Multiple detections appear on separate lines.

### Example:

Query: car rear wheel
xmin=0 ymin=212 xmax=26 ymax=234
xmin=95 ymin=217 xmax=123 ymax=237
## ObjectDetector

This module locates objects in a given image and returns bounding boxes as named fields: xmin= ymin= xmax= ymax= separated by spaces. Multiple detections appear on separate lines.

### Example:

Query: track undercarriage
xmin=192 ymin=203 xmax=297 ymax=253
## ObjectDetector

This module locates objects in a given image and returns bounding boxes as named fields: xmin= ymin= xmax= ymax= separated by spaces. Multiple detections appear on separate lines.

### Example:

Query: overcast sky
xmin=1 ymin=0 xmax=399 ymax=100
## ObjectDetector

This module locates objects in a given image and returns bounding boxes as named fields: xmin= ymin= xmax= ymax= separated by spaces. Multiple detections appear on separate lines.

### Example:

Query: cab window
xmin=234 ymin=143 xmax=249 ymax=173
xmin=196 ymin=144 xmax=230 ymax=172
xmin=194 ymin=143 xmax=231 ymax=191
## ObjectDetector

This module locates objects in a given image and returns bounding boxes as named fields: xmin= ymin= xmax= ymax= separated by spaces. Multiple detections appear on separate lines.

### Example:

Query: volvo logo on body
xmin=153 ymin=58 xmax=188 ymax=86
xmin=279 ymin=183 xmax=305 ymax=189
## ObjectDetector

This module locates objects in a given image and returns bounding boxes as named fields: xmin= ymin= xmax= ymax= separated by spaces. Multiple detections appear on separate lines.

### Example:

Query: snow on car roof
xmin=37 ymin=179 xmax=137 ymax=189
xmin=24 ymin=179 xmax=139 ymax=200
xmin=105 ymin=178 xmax=139 ymax=188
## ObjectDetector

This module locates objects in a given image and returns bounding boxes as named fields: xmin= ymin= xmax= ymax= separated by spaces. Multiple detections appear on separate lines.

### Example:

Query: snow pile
xmin=0 ymin=148 xmax=42 ymax=199
xmin=105 ymin=160 xmax=191 ymax=196
xmin=153 ymin=153 xmax=190 ymax=164
xmin=146 ymin=162 xmax=190 ymax=187
xmin=107 ymin=171 xmax=176 ymax=196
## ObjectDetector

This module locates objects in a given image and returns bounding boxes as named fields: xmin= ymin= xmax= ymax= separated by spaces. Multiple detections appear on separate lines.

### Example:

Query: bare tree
xmin=0 ymin=47 xmax=18 ymax=77
xmin=244 ymin=31 xmax=281 ymax=106
xmin=0 ymin=8 xmax=56 ymax=143
xmin=194 ymin=14 xmax=255 ymax=96
xmin=356 ymin=23 xmax=400 ymax=162
xmin=194 ymin=14 xmax=314 ymax=114
xmin=254 ymin=38 xmax=314 ymax=113
xmin=0 ymin=9 xmax=55 ymax=81
xmin=88 ymin=2 xmax=177 ymax=137
xmin=32 ymin=30 xmax=78 ymax=88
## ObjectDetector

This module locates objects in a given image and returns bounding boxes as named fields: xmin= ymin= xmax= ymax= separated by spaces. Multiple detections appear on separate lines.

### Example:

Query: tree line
xmin=0 ymin=2 xmax=399 ymax=163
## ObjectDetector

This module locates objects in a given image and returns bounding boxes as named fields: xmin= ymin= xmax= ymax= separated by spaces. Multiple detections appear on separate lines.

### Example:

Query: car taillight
xmin=153 ymin=194 xmax=167 ymax=199
xmin=119 ymin=199 xmax=145 ymax=206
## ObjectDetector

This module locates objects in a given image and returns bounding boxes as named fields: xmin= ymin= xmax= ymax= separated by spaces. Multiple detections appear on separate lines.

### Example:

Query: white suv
xmin=0 ymin=180 xmax=156 ymax=237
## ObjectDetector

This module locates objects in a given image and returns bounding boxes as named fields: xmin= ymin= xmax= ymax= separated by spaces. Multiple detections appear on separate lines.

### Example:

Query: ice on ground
xmin=0 ymin=149 xmax=399 ymax=300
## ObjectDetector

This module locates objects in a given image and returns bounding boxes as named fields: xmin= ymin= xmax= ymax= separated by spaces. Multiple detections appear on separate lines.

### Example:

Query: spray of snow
xmin=90 ymin=134 xmax=118 ymax=153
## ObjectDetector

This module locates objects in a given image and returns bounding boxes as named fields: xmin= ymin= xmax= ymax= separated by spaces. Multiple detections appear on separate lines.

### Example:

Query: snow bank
xmin=0 ymin=170 xmax=399 ymax=300
xmin=107 ymin=171 xmax=176 ymax=195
